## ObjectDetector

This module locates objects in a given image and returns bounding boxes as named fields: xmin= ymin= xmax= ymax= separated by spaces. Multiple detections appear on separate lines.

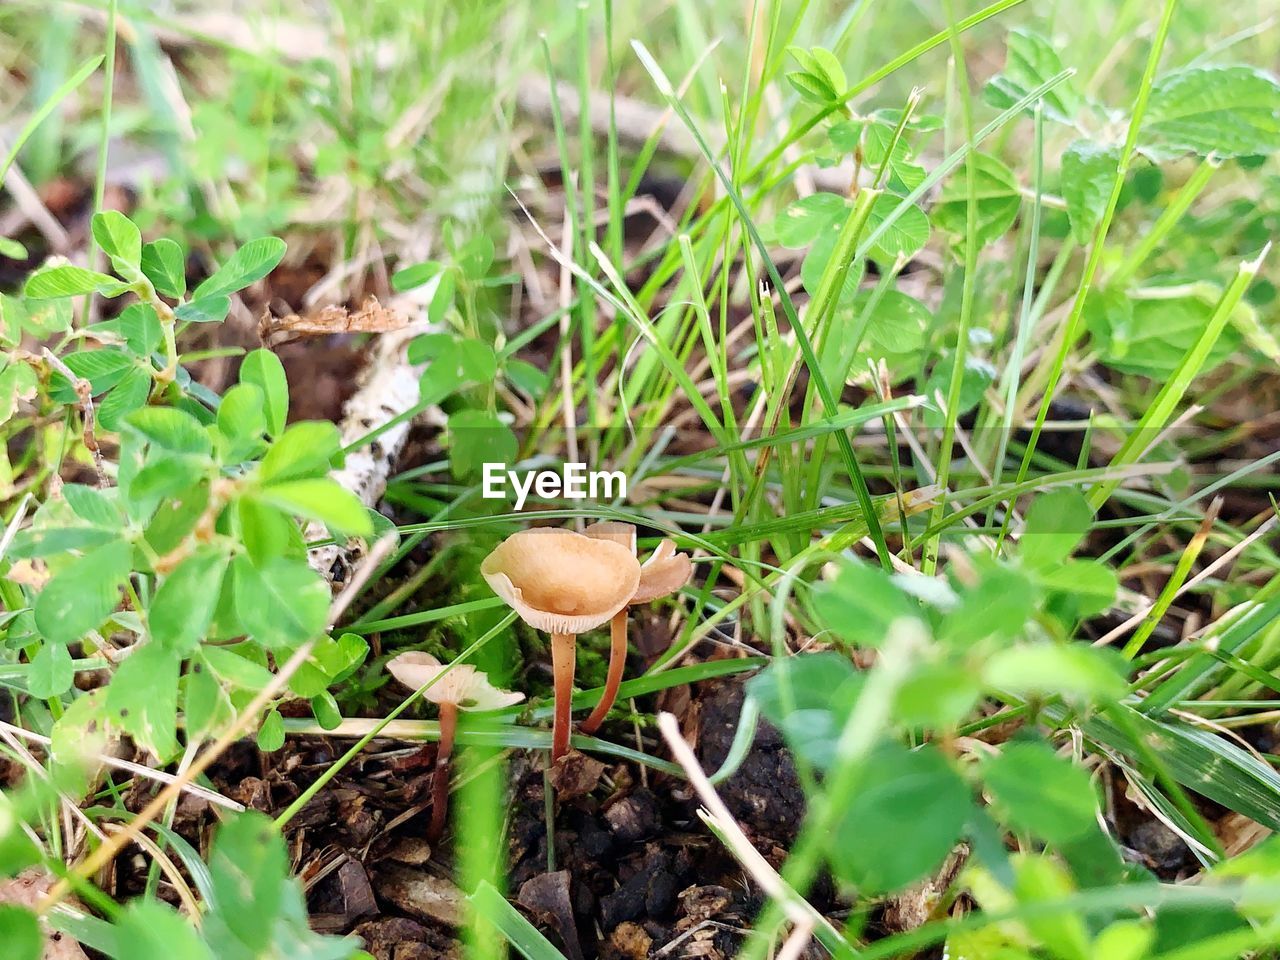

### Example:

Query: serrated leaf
xmin=933 ymin=153 xmax=1021 ymax=248
xmin=1061 ymin=140 xmax=1119 ymax=243
xmin=97 ymin=368 xmax=151 ymax=431
xmin=27 ymin=642 xmax=74 ymax=698
xmin=149 ymin=546 xmax=231 ymax=652
xmin=984 ymin=29 xmax=1081 ymax=124
xmin=257 ymin=709 xmax=285 ymax=751
xmin=786 ymin=70 xmax=839 ymax=105
xmin=62 ymin=483 xmax=117 ymax=527
xmin=865 ymin=191 xmax=931 ymax=263
xmin=175 ymin=294 xmax=231 ymax=323
xmin=24 ymin=264 xmax=115 ymax=299
xmin=91 ymin=210 xmax=142 ymax=275
xmin=1141 ymin=65 xmax=1280 ymax=158
xmin=238 ymin=348 xmax=289 ymax=436
xmin=194 ymin=236 xmax=286 ymax=300
xmin=256 ymin=478 xmax=373 ymax=537
xmin=140 ymin=238 xmax=186 ymax=298
xmin=257 ymin=420 xmax=340 ymax=483
xmin=126 ymin=406 xmax=212 ymax=456
xmin=33 ymin=538 xmax=131 ymax=644
xmin=832 ymin=741 xmax=971 ymax=893
xmin=771 ymin=193 xmax=848 ymax=248
xmin=107 ymin=642 xmax=180 ymax=760
xmin=983 ymin=741 xmax=1099 ymax=845
xmin=232 ymin=556 xmax=330 ymax=650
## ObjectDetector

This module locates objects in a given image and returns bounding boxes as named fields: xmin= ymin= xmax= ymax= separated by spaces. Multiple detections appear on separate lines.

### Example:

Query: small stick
xmin=41 ymin=349 xmax=106 ymax=487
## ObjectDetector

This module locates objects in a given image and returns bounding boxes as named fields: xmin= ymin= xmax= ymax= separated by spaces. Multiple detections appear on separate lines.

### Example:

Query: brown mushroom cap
xmin=632 ymin=539 xmax=693 ymax=604
xmin=582 ymin=520 xmax=637 ymax=552
xmin=481 ymin=528 xmax=641 ymax=634
xmin=387 ymin=651 xmax=525 ymax=711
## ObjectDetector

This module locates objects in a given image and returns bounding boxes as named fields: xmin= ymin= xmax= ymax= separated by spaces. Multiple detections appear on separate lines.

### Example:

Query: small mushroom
xmin=481 ymin=527 xmax=641 ymax=761
xmin=387 ymin=651 xmax=524 ymax=841
xmin=579 ymin=522 xmax=691 ymax=735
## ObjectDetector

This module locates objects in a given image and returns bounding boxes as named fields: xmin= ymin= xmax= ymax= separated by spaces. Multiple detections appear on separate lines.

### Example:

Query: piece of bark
xmin=306 ymin=287 xmax=444 ymax=583
xmin=517 ymin=871 xmax=585 ymax=960
xmin=375 ymin=865 xmax=464 ymax=928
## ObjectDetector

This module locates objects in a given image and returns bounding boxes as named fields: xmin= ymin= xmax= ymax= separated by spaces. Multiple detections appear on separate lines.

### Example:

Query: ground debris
xmin=259 ymin=296 xmax=408 ymax=346
xmin=0 ymin=871 xmax=89 ymax=959
xmin=517 ymin=870 xmax=586 ymax=960
xmin=352 ymin=916 xmax=461 ymax=960
xmin=375 ymin=864 xmax=465 ymax=927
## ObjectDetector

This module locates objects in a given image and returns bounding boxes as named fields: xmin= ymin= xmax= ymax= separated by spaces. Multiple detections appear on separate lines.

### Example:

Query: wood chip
xmin=375 ymin=865 xmax=464 ymax=927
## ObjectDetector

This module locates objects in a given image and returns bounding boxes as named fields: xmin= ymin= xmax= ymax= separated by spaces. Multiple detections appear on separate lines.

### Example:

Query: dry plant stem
xmin=551 ymin=632 xmax=577 ymax=761
xmin=427 ymin=700 xmax=458 ymax=842
xmin=36 ymin=536 xmax=395 ymax=916
xmin=580 ymin=610 xmax=627 ymax=735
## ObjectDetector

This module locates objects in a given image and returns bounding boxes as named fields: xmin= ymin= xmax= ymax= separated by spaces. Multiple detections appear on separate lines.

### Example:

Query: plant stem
xmin=550 ymin=631 xmax=577 ymax=762
xmin=428 ymin=700 xmax=458 ymax=842
xmin=580 ymin=610 xmax=627 ymax=735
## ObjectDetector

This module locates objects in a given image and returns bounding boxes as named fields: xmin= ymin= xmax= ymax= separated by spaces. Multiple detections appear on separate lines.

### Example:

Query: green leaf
xmin=1014 ymin=855 xmax=1091 ymax=960
xmin=115 ymin=302 xmax=164 ymax=356
xmin=62 ymin=483 xmax=118 ymax=527
xmin=202 ymin=645 xmax=276 ymax=691
xmin=238 ymin=349 xmax=289 ymax=436
xmin=174 ymin=295 xmax=231 ymax=323
xmin=1092 ymin=920 xmax=1154 ymax=960
xmin=0 ymin=359 xmax=37 ymax=424
xmin=56 ymin=347 xmax=135 ymax=398
xmin=1141 ymin=65 xmax=1280 ymax=158
xmin=983 ymin=741 xmax=1099 ymax=844
xmin=863 ymin=122 xmax=926 ymax=192
xmin=114 ymin=899 xmax=214 ymax=960
xmin=27 ymin=642 xmax=74 ymax=698
xmin=125 ymin=406 xmax=211 ymax=456
xmin=311 ymin=691 xmax=342 ymax=730
xmin=140 ymin=238 xmax=186 ymax=298
xmin=290 ymin=632 xmax=369 ymax=698
xmin=894 ymin=662 xmax=982 ymax=729
xmin=933 ymin=153 xmax=1021 ymax=248
xmin=217 ymin=383 xmax=266 ymax=444
xmin=391 ymin=260 xmax=442 ymax=292
xmin=107 ymin=642 xmax=180 ymax=760
xmin=0 ymin=905 xmax=42 ymax=960
xmin=194 ymin=236 xmax=286 ymax=300
xmin=0 ymin=236 xmax=28 ymax=260
xmin=149 ymin=546 xmax=232 ymax=652
xmin=812 ymin=559 xmax=920 ymax=649
xmin=447 ymin=409 xmax=517 ymax=480
xmin=832 ymin=741 xmax=971 ymax=892
xmin=257 ymin=420 xmax=340 ymax=483
xmin=97 ymin=368 xmax=152 ymax=433
xmin=33 ymin=538 xmax=132 ymax=644
xmin=24 ymin=264 xmax=116 ymax=299
xmin=771 ymin=193 xmax=847 ymax=248
xmin=854 ymin=289 xmax=932 ymax=375
xmin=257 ymin=709 xmax=285 ymax=751
xmin=985 ymin=643 xmax=1126 ymax=702
xmin=748 ymin=652 xmax=863 ymax=770
xmin=984 ymin=29 xmax=1081 ymax=124
xmin=922 ymin=351 xmax=995 ymax=428
xmin=1060 ymin=140 xmax=1119 ymax=244
xmin=1086 ymin=292 xmax=1241 ymax=379
xmin=237 ymin=497 xmax=303 ymax=565
xmin=1020 ymin=489 xmax=1094 ymax=569
xmin=184 ymin=658 xmax=231 ymax=740
xmin=91 ymin=210 xmax=142 ymax=276
xmin=864 ymin=191 xmax=931 ymax=264
xmin=257 ymin=478 xmax=373 ymax=537
xmin=233 ymin=556 xmax=330 ymax=650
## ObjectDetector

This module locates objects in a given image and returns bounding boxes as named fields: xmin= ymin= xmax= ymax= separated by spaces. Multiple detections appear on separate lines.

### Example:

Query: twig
xmin=40 ymin=349 xmax=106 ymax=487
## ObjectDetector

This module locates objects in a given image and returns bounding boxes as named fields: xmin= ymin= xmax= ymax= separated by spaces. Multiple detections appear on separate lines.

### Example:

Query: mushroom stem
xmin=580 ymin=610 xmax=627 ymax=735
xmin=427 ymin=700 xmax=458 ymax=842
xmin=550 ymin=631 xmax=577 ymax=762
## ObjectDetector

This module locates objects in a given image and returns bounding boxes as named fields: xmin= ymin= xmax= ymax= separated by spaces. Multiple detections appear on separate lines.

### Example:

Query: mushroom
xmin=579 ymin=522 xmax=691 ymax=735
xmin=387 ymin=651 xmax=524 ymax=841
xmin=480 ymin=527 xmax=641 ymax=761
